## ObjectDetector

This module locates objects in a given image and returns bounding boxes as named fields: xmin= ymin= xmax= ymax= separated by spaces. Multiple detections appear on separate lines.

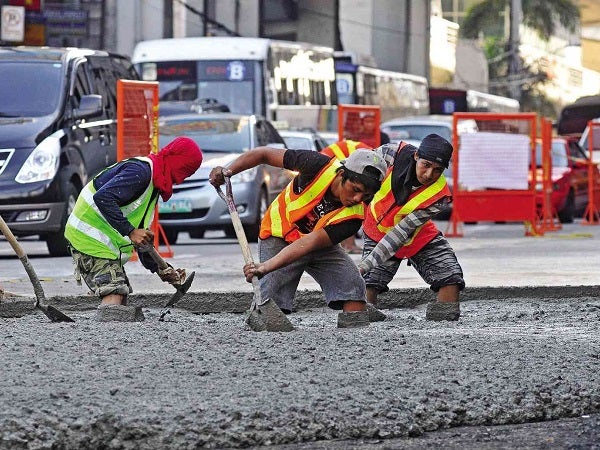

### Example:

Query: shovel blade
xmin=245 ymin=298 xmax=294 ymax=332
xmin=39 ymin=304 xmax=75 ymax=323
xmin=163 ymin=271 xmax=195 ymax=308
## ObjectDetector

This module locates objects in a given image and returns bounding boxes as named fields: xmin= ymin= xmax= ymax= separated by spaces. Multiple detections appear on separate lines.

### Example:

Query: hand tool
xmin=0 ymin=216 xmax=74 ymax=323
xmin=215 ymin=177 xmax=294 ymax=332
xmin=143 ymin=246 xmax=195 ymax=320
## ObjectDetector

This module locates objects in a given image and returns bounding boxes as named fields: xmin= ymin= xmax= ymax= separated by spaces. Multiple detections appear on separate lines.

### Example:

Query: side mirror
xmin=73 ymin=94 xmax=103 ymax=120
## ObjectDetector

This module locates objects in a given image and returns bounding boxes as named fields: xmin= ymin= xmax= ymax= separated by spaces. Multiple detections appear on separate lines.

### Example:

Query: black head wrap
xmin=416 ymin=134 xmax=453 ymax=168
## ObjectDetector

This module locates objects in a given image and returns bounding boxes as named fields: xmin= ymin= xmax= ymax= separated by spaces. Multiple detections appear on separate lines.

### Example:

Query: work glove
xmin=158 ymin=265 xmax=186 ymax=285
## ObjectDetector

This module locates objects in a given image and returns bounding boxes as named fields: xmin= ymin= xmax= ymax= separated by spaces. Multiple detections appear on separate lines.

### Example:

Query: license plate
xmin=159 ymin=198 xmax=192 ymax=213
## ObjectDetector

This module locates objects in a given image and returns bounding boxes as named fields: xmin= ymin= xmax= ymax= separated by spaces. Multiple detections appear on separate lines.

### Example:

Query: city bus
xmin=429 ymin=87 xmax=520 ymax=114
xmin=334 ymin=55 xmax=430 ymax=122
xmin=131 ymin=37 xmax=337 ymax=130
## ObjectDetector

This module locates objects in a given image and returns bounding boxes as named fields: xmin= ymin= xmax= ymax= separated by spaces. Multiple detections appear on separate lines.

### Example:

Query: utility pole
xmin=508 ymin=0 xmax=522 ymax=102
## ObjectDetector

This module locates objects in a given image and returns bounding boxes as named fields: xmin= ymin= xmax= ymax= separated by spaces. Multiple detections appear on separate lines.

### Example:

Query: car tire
xmin=244 ymin=187 xmax=268 ymax=242
xmin=160 ymin=229 xmax=179 ymax=245
xmin=189 ymin=228 xmax=205 ymax=239
xmin=45 ymin=182 xmax=79 ymax=257
xmin=558 ymin=190 xmax=575 ymax=224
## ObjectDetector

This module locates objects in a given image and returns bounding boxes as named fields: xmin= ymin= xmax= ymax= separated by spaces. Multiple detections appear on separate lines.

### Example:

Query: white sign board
xmin=458 ymin=132 xmax=530 ymax=190
xmin=1 ymin=6 xmax=25 ymax=42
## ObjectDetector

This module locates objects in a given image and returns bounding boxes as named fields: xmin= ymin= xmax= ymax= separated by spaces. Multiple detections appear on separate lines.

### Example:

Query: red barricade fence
xmin=116 ymin=80 xmax=173 ymax=257
xmin=446 ymin=112 xmax=547 ymax=237
xmin=538 ymin=118 xmax=562 ymax=232
xmin=582 ymin=120 xmax=600 ymax=225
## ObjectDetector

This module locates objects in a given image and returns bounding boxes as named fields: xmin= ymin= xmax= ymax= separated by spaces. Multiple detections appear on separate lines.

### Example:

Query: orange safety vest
xmin=260 ymin=159 xmax=364 ymax=243
xmin=320 ymin=140 xmax=372 ymax=160
xmin=363 ymin=156 xmax=451 ymax=259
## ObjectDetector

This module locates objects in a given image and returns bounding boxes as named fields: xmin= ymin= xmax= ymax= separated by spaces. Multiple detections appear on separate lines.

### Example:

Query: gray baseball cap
xmin=340 ymin=149 xmax=387 ymax=182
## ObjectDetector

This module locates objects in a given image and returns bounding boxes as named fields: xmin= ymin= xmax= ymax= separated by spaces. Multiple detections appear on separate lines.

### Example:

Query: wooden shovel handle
xmin=0 ymin=215 xmax=47 ymax=304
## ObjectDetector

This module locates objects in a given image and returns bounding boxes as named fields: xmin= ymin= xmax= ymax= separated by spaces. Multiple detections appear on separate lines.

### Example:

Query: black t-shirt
xmin=282 ymin=149 xmax=362 ymax=244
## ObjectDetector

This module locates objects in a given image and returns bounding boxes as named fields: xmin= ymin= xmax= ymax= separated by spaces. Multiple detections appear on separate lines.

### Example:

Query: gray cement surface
xmin=1 ymin=221 xmax=600 ymax=448
xmin=1 ymin=296 xmax=600 ymax=449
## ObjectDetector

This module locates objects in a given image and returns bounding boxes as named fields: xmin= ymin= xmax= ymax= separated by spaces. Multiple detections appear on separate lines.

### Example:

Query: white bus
xmin=132 ymin=37 xmax=337 ymax=130
xmin=466 ymin=89 xmax=520 ymax=113
xmin=334 ymin=55 xmax=430 ymax=123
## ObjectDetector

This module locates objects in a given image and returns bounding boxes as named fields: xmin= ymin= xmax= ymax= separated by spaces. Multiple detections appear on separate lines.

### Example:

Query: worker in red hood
xmin=65 ymin=137 xmax=202 ymax=321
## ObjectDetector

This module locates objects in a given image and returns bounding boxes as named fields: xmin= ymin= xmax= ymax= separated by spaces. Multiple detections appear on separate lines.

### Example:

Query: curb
xmin=1 ymin=285 xmax=598 ymax=318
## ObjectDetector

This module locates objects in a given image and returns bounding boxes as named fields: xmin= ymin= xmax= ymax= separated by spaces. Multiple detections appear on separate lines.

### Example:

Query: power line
xmin=174 ymin=0 xmax=240 ymax=37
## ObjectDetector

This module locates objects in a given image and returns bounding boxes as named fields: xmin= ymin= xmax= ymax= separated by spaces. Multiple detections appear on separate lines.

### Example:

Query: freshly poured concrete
xmin=1 ymin=294 xmax=599 ymax=449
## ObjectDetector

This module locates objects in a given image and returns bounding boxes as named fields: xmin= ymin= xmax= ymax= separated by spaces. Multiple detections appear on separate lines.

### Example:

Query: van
xmin=0 ymin=47 xmax=139 ymax=256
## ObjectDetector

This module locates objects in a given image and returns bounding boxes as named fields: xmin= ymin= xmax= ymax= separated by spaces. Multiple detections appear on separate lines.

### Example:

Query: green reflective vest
xmin=64 ymin=157 xmax=157 ymax=261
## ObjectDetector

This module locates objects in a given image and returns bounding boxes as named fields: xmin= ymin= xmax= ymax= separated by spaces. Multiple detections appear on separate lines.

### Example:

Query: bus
xmin=131 ymin=37 xmax=337 ymax=131
xmin=334 ymin=55 xmax=430 ymax=122
xmin=428 ymin=87 xmax=520 ymax=114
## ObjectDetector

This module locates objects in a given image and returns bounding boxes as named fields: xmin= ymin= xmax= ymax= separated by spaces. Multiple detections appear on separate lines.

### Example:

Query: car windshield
xmin=383 ymin=124 xmax=452 ymax=142
xmin=283 ymin=136 xmax=314 ymax=150
xmin=0 ymin=61 xmax=64 ymax=117
xmin=159 ymin=117 xmax=252 ymax=152
xmin=535 ymin=142 xmax=569 ymax=168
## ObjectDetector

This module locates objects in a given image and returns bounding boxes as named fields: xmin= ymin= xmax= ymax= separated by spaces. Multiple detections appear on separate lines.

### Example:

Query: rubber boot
xmin=425 ymin=301 xmax=460 ymax=321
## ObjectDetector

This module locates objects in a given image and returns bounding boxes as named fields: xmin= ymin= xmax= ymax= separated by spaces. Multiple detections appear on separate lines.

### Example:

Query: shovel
xmin=143 ymin=246 xmax=195 ymax=320
xmin=215 ymin=177 xmax=294 ymax=332
xmin=0 ymin=216 xmax=74 ymax=323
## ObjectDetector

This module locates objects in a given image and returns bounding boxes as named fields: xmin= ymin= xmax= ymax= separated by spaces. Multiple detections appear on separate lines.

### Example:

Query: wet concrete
xmin=1 ymin=295 xmax=599 ymax=449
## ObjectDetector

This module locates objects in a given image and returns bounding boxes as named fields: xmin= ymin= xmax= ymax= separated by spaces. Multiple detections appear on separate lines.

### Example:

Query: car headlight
xmin=15 ymin=131 xmax=63 ymax=184
xmin=231 ymin=166 xmax=257 ymax=183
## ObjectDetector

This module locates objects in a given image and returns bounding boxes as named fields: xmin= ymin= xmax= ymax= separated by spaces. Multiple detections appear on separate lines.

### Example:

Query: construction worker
xmin=320 ymin=139 xmax=372 ymax=254
xmin=359 ymin=134 xmax=465 ymax=321
xmin=64 ymin=137 xmax=203 ymax=321
xmin=209 ymin=147 xmax=387 ymax=328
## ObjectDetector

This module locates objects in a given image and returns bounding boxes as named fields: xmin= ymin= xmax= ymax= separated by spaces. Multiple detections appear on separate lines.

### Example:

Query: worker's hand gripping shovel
xmin=0 ymin=216 xmax=74 ymax=323
xmin=141 ymin=245 xmax=195 ymax=321
xmin=215 ymin=177 xmax=294 ymax=332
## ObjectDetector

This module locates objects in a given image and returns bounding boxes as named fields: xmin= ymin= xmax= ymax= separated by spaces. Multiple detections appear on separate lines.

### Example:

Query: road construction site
xmin=1 ymin=220 xmax=600 ymax=449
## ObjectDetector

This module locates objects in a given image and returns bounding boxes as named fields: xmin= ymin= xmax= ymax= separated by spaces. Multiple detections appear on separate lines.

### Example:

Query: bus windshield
xmin=0 ymin=62 xmax=63 ymax=117
xmin=140 ymin=60 xmax=259 ymax=115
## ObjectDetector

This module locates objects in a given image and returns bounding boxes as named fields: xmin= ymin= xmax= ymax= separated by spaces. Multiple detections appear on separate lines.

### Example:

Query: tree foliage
xmin=461 ymin=0 xmax=579 ymax=116
xmin=461 ymin=0 xmax=579 ymax=40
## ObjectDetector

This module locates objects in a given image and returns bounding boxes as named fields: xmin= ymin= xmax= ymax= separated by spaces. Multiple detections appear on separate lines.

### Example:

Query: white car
xmin=279 ymin=129 xmax=330 ymax=151
xmin=380 ymin=114 xmax=478 ymax=147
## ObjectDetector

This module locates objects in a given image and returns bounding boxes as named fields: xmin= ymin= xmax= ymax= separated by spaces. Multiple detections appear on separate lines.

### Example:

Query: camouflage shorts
xmin=70 ymin=249 xmax=132 ymax=299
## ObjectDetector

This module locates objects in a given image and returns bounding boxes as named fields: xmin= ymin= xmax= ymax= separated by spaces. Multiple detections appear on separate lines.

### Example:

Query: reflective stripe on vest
xmin=64 ymin=157 xmax=157 ymax=261
xmin=320 ymin=140 xmax=371 ymax=159
xmin=260 ymin=159 xmax=364 ymax=242
xmin=363 ymin=170 xmax=450 ymax=258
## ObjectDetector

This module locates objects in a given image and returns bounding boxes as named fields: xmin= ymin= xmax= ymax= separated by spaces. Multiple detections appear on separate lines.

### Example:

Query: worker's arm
xmin=242 ymin=228 xmax=332 ymax=282
xmin=209 ymin=147 xmax=286 ymax=186
xmin=358 ymin=200 xmax=449 ymax=274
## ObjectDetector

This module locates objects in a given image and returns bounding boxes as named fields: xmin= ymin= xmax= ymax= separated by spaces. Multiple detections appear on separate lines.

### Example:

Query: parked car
xmin=319 ymin=131 xmax=340 ymax=146
xmin=279 ymin=129 xmax=329 ymax=151
xmin=157 ymin=113 xmax=293 ymax=242
xmin=534 ymin=136 xmax=600 ymax=223
xmin=578 ymin=118 xmax=600 ymax=163
xmin=0 ymin=46 xmax=140 ymax=256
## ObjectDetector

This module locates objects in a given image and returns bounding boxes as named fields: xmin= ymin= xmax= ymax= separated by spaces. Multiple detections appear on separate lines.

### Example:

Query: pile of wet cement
xmin=1 ymin=296 xmax=599 ymax=449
